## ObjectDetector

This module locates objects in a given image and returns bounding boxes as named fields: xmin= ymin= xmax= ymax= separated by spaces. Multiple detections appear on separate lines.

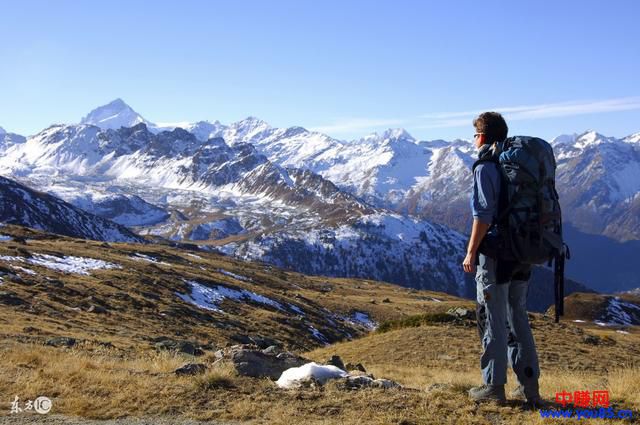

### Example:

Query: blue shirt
xmin=471 ymin=161 xmax=500 ymax=225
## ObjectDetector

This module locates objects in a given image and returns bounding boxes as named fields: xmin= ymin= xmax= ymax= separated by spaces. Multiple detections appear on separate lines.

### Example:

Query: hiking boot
xmin=469 ymin=384 xmax=506 ymax=403
xmin=511 ymin=384 xmax=542 ymax=406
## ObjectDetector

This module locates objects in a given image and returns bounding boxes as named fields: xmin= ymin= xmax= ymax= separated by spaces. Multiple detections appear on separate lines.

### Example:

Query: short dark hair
xmin=473 ymin=112 xmax=508 ymax=143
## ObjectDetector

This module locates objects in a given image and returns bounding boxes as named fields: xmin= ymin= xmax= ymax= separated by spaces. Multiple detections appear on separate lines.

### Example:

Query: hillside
xmin=0 ymin=226 xmax=638 ymax=424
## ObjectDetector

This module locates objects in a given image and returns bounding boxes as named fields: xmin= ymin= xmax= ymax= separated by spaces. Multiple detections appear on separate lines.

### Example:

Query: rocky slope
xmin=0 ymin=176 xmax=143 ymax=243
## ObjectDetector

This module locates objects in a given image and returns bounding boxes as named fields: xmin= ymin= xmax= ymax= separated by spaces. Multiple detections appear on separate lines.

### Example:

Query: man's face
xmin=473 ymin=131 xmax=486 ymax=149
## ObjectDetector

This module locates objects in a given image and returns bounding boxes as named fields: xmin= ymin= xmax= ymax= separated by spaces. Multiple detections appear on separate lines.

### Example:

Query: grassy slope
xmin=0 ymin=225 xmax=638 ymax=424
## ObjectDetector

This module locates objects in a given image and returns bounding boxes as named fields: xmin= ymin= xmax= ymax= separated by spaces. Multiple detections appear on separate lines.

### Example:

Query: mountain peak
xmin=381 ymin=128 xmax=414 ymax=141
xmin=0 ymin=126 xmax=5 ymax=135
xmin=81 ymin=99 xmax=151 ymax=130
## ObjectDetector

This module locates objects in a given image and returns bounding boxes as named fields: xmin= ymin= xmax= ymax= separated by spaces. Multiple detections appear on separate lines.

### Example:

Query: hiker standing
xmin=462 ymin=112 xmax=547 ymax=406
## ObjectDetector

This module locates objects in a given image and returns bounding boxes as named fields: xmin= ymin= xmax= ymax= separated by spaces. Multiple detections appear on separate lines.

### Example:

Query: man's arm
xmin=463 ymin=219 xmax=491 ymax=273
xmin=463 ymin=162 xmax=499 ymax=273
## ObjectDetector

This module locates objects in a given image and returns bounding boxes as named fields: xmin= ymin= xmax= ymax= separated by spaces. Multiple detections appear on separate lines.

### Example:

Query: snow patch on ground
xmin=11 ymin=265 xmax=36 ymax=275
xmin=288 ymin=304 xmax=305 ymax=315
xmin=217 ymin=268 xmax=250 ymax=281
xmin=601 ymin=296 xmax=640 ymax=326
xmin=176 ymin=280 xmax=284 ymax=313
xmin=0 ymin=253 xmax=120 ymax=275
xmin=0 ymin=235 xmax=12 ymax=241
xmin=276 ymin=362 xmax=348 ymax=389
xmin=343 ymin=311 xmax=377 ymax=330
xmin=130 ymin=253 xmax=171 ymax=266
xmin=307 ymin=324 xmax=329 ymax=344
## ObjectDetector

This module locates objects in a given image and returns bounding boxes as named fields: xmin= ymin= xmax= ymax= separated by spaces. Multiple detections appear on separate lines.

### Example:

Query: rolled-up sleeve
xmin=471 ymin=163 xmax=499 ymax=225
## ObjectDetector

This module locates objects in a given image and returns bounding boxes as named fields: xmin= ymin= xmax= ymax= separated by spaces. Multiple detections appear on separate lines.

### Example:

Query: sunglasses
xmin=474 ymin=133 xmax=484 ymax=139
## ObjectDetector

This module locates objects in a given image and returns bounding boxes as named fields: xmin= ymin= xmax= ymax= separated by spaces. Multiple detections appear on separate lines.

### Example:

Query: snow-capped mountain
xmin=3 ymin=98 xmax=637 ymax=297
xmin=81 ymin=98 xmax=152 ymax=130
xmin=0 ymin=119 xmax=472 ymax=296
xmin=0 ymin=128 xmax=26 ymax=151
xmin=551 ymin=131 xmax=640 ymax=241
xmin=0 ymin=175 xmax=143 ymax=243
xmin=64 ymin=192 xmax=169 ymax=226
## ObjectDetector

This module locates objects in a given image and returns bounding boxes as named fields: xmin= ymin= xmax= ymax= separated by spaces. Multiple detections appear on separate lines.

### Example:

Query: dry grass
xmin=0 ymin=225 xmax=639 ymax=424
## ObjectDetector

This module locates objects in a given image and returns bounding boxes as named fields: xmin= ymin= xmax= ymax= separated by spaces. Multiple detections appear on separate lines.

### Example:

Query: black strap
xmin=554 ymin=243 xmax=569 ymax=323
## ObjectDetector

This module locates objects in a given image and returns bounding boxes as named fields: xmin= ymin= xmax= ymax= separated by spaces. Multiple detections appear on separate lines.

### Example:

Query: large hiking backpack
xmin=473 ymin=136 xmax=570 ymax=322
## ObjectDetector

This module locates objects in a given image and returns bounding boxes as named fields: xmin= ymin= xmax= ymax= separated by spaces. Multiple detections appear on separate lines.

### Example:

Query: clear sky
xmin=1 ymin=0 xmax=639 ymax=141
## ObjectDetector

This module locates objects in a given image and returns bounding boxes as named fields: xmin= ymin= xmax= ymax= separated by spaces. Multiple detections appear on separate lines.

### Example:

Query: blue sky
xmin=1 ymin=0 xmax=639 ymax=141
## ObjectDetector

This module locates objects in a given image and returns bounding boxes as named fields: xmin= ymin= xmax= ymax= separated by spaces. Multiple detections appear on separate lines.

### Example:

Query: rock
xmin=230 ymin=333 xmax=253 ymax=345
xmin=175 ymin=363 xmax=208 ymax=376
xmin=326 ymin=355 xmax=346 ymax=371
xmin=345 ymin=362 xmax=367 ymax=372
xmin=382 ymin=298 xmax=391 ymax=303
xmin=218 ymin=345 xmax=309 ymax=380
xmin=250 ymin=335 xmax=282 ymax=349
xmin=369 ymin=299 xmax=376 ymax=304
xmin=447 ymin=307 xmax=475 ymax=320
xmin=582 ymin=335 xmax=600 ymax=345
xmin=262 ymin=345 xmax=282 ymax=355
xmin=0 ymin=291 xmax=25 ymax=306
xmin=154 ymin=338 xmax=202 ymax=356
xmin=87 ymin=304 xmax=107 ymax=314
xmin=341 ymin=375 xmax=402 ymax=390
xmin=46 ymin=337 xmax=77 ymax=347
xmin=45 ymin=279 xmax=64 ymax=288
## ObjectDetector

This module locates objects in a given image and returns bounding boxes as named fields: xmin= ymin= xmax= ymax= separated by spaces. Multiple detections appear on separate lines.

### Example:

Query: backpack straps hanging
xmin=554 ymin=243 xmax=571 ymax=323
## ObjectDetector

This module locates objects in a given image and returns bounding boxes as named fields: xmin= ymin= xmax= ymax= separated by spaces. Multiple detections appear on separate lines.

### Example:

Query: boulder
xmin=154 ymin=338 xmax=203 ymax=356
xmin=87 ymin=305 xmax=108 ymax=314
xmin=262 ymin=345 xmax=282 ymax=355
xmin=175 ymin=363 xmax=208 ymax=376
xmin=217 ymin=344 xmax=309 ymax=380
xmin=345 ymin=362 xmax=367 ymax=373
xmin=326 ymin=355 xmax=346 ymax=371
xmin=447 ymin=307 xmax=475 ymax=320
xmin=45 ymin=337 xmax=77 ymax=347
xmin=249 ymin=335 xmax=282 ymax=349
xmin=0 ymin=291 xmax=25 ymax=306
xmin=341 ymin=375 xmax=402 ymax=390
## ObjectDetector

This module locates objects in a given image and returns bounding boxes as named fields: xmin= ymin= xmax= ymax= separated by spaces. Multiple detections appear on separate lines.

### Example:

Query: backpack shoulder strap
xmin=472 ymin=144 xmax=499 ymax=172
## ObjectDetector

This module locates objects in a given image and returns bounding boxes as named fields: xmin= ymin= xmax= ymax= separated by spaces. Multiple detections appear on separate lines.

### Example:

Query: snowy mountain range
xmin=0 ymin=114 xmax=470 ymax=297
xmin=0 ymin=176 xmax=143 ymax=243
xmin=1 ymin=98 xmax=638 ymax=295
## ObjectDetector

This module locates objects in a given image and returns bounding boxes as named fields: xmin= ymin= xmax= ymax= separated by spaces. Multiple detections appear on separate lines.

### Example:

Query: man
xmin=462 ymin=112 xmax=541 ymax=406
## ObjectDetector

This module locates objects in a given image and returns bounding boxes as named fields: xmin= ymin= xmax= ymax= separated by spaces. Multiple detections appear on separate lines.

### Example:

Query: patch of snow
xmin=572 ymin=319 xmax=586 ymax=323
xmin=344 ymin=311 xmax=378 ymax=330
xmin=288 ymin=304 xmax=305 ymax=315
xmin=11 ymin=265 xmax=36 ymax=275
xmin=602 ymin=296 xmax=640 ymax=326
xmin=186 ymin=253 xmax=203 ymax=260
xmin=276 ymin=362 xmax=348 ymax=389
xmin=217 ymin=268 xmax=250 ymax=281
xmin=0 ymin=235 xmax=12 ymax=241
xmin=176 ymin=280 xmax=284 ymax=313
xmin=0 ymin=253 xmax=120 ymax=275
xmin=616 ymin=330 xmax=630 ymax=335
xmin=130 ymin=253 xmax=171 ymax=266
xmin=307 ymin=324 xmax=329 ymax=344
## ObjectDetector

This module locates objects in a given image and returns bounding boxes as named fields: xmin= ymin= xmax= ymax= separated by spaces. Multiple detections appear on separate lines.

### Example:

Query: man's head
xmin=473 ymin=112 xmax=508 ymax=149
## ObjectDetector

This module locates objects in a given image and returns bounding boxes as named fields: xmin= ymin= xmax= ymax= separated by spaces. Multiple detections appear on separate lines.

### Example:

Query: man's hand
xmin=463 ymin=250 xmax=476 ymax=274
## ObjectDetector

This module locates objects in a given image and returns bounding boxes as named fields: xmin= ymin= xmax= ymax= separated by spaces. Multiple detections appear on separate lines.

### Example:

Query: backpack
xmin=473 ymin=136 xmax=570 ymax=322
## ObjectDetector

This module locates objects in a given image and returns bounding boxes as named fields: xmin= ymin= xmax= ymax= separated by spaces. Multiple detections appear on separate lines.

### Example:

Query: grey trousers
xmin=475 ymin=253 xmax=540 ymax=387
